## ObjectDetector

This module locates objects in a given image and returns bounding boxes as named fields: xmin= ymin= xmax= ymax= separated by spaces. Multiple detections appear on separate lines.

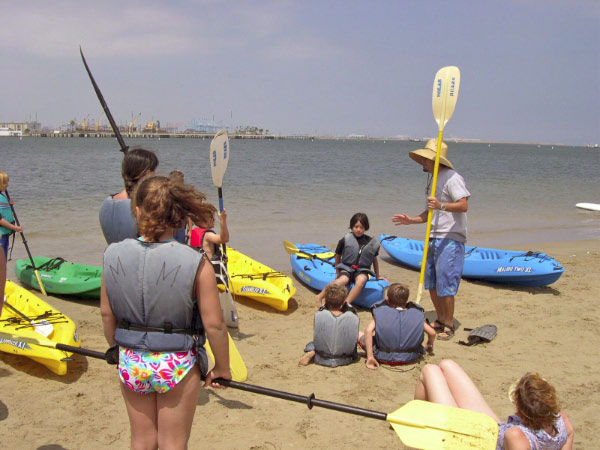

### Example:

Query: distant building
xmin=188 ymin=119 xmax=225 ymax=134
xmin=0 ymin=121 xmax=41 ymax=135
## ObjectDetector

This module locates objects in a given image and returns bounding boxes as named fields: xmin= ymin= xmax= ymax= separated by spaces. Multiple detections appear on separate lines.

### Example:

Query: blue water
xmin=1 ymin=137 xmax=598 ymax=271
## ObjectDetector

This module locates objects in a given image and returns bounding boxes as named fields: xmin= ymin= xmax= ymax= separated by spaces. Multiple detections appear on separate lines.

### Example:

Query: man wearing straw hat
xmin=392 ymin=139 xmax=470 ymax=340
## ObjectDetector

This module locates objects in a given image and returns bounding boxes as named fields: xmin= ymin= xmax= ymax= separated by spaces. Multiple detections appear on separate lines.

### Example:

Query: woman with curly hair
xmin=414 ymin=359 xmax=574 ymax=449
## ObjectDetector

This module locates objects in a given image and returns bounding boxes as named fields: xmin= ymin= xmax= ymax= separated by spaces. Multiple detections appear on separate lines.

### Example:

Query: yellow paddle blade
xmin=205 ymin=332 xmax=247 ymax=382
xmin=388 ymin=400 xmax=498 ymax=450
xmin=282 ymin=240 xmax=299 ymax=255
xmin=34 ymin=269 xmax=48 ymax=296
xmin=296 ymin=251 xmax=335 ymax=260
xmin=432 ymin=66 xmax=460 ymax=131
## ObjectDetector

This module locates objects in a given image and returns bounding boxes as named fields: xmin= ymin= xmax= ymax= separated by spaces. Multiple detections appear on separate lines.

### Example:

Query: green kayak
xmin=14 ymin=257 xmax=102 ymax=299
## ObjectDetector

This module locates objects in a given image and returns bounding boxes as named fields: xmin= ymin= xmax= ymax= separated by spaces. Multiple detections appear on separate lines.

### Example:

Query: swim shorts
xmin=118 ymin=347 xmax=198 ymax=394
xmin=424 ymin=238 xmax=465 ymax=297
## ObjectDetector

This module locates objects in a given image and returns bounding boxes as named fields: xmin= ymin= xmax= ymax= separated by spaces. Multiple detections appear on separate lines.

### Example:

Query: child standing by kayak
xmin=0 ymin=171 xmax=23 ymax=260
xmin=360 ymin=283 xmax=436 ymax=370
xmin=189 ymin=209 xmax=230 ymax=284
xmin=315 ymin=212 xmax=384 ymax=308
xmin=101 ymin=175 xmax=230 ymax=449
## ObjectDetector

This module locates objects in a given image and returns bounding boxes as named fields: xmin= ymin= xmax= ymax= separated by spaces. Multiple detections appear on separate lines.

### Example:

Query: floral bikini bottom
xmin=118 ymin=347 xmax=198 ymax=394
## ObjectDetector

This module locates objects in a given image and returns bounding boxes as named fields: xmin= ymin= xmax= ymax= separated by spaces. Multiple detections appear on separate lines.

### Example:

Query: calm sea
xmin=1 ymin=137 xmax=598 ymax=272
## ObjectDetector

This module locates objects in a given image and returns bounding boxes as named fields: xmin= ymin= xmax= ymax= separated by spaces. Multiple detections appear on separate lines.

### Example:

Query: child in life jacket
xmin=360 ymin=283 xmax=436 ymax=369
xmin=101 ymin=175 xmax=230 ymax=449
xmin=315 ymin=212 xmax=385 ymax=308
xmin=189 ymin=209 xmax=229 ymax=284
xmin=299 ymin=283 xmax=359 ymax=367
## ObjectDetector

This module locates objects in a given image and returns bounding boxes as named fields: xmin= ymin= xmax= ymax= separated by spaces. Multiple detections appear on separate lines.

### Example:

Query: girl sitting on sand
xmin=315 ymin=212 xmax=384 ymax=308
xmin=101 ymin=175 xmax=230 ymax=449
xmin=415 ymin=359 xmax=574 ymax=449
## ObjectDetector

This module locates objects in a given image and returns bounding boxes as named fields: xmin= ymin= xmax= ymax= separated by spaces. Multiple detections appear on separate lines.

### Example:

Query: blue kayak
xmin=289 ymin=243 xmax=390 ymax=308
xmin=379 ymin=234 xmax=564 ymax=287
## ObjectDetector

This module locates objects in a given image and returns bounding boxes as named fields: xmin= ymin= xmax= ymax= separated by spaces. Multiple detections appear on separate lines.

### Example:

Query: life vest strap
xmin=117 ymin=320 xmax=195 ymax=335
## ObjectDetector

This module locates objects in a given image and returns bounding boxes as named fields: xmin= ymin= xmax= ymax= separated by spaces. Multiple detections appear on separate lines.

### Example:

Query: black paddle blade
xmin=79 ymin=46 xmax=128 ymax=153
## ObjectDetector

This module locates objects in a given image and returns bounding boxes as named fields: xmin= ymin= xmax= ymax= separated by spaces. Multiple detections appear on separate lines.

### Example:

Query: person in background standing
xmin=392 ymin=139 xmax=470 ymax=340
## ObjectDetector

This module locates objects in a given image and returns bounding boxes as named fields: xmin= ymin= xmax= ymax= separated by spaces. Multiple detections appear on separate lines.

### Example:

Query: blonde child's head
xmin=0 ymin=171 xmax=9 ymax=191
xmin=324 ymin=284 xmax=347 ymax=310
xmin=132 ymin=175 xmax=216 ymax=241
xmin=386 ymin=283 xmax=410 ymax=308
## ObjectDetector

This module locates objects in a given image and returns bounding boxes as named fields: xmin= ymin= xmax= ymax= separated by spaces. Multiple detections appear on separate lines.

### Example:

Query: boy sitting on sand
xmin=299 ymin=284 xmax=359 ymax=367
xmin=360 ymin=283 xmax=436 ymax=370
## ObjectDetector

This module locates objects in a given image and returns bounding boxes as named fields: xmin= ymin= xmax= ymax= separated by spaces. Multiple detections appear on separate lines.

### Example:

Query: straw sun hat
xmin=409 ymin=138 xmax=454 ymax=170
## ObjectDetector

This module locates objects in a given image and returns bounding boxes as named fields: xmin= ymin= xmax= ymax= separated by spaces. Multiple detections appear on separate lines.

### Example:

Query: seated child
xmin=360 ymin=283 xmax=436 ymax=370
xmin=315 ymin=212 xmax=384 ymax=308
xmin=189 ymin=209 xmax=229 ymax=284
xmin=299 ymin=284 xmax=359 ymax=367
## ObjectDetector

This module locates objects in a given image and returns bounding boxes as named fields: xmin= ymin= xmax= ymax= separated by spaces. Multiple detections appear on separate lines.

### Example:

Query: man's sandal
xmin=426 ymin=318 xmax=446 ymax=333
xmin=437 ymin=323 xmax=455 ymax=341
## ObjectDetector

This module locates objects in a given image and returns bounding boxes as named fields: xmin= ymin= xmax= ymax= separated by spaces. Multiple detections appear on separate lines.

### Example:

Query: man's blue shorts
xmin=424 ymin=238 xmax=465 ymax=296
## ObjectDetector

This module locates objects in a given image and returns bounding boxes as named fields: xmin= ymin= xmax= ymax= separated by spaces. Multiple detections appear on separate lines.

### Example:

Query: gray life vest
xmin=99 ymin=196 xmax=138 ymax=244
xmin=372 ymin=301 xmax=425 ymax=363
xmin=336 ymin=233 xmax=380 ymax=275
xmin=104 ymin=239 xmax=204 ymax=352
xmin=313 ymin=305 xmax=359 ymax=367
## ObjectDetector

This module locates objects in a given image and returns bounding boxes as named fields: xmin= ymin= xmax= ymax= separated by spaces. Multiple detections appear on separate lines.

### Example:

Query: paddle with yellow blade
xmin=213 ymin=378 xmax=498 ymax=449
xmin=415 ymin=66 xmax=461 ymax=304
xmin=0 ymin=330 xmax=246 ymax=382
xmin=283 ymin=240 xmax=335 ymax=266
xmin=4 ymin=190 xmax=47 ymax=296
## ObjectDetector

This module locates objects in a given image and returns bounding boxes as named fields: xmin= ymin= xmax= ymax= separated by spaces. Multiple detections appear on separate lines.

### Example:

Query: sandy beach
xmin=1 ymin=238 xmax=598 ymax=449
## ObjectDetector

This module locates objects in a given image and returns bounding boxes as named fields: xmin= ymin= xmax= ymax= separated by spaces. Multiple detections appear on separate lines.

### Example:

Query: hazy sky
xmin=1 ymin=1 xmax=598 ymax=145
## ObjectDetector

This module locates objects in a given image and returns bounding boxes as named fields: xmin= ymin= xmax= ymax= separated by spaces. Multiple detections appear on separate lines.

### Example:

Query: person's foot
xmin=298 ymin=351 xmax=315 ymax=366
xmin=437 ymin=322 xmax=455 ymax=340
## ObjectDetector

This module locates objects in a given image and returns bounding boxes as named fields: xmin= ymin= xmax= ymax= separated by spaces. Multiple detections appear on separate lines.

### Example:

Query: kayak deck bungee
xmin=379 ymin=234 xmax=564 ymax=287
xmin=289 ymin=243 xmax=389 ymax=309
xmin=224 ymin=247 xmax=296 ymax=311
xmin=1 ymin=281 xmax=80 ymax=375
xmin=14 ymin=257 xmax=102 ymax=299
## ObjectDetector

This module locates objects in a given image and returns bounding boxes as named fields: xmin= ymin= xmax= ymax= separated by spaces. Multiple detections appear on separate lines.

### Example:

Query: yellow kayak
xmin=224 ymin=247 xmax=296 ymax=311
xmin=0 ymin=281 xmax=80 ymax=375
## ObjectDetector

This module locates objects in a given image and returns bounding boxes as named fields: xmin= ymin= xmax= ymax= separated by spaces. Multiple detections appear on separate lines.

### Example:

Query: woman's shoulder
xmin=503 ymin=425 xmax=530 ymax=448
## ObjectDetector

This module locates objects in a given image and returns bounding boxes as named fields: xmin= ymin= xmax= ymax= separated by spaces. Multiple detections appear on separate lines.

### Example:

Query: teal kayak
xmin=14 ymin=257 xmax=102 ymax=299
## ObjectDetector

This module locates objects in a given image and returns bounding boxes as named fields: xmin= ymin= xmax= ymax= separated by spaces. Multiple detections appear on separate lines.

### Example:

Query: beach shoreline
xmin=1 ymin=237 xmax=598 ymax=449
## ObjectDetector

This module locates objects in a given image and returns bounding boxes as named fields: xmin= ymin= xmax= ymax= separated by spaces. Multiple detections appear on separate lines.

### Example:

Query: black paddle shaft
xmin=79 ymin=47 xmax=129 ymax=154
xmin=214 ymin=378 xmax=387 ymax=422
xmin=4 ymin=190 xmax=38 ymax=268
xmin=56 ymin=343 xmax=107 ymax=360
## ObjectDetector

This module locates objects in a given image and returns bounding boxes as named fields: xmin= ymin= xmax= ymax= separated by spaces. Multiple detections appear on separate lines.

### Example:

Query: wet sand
xmin=1 ymin=238 xmax=598 ymax=449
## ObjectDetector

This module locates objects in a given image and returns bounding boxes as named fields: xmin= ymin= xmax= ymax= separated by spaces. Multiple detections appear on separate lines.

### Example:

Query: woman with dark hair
xmin=415 ymin=359 xmax=574 ymax=449
xmin=99 ymin=148 xmax=158 ymax=244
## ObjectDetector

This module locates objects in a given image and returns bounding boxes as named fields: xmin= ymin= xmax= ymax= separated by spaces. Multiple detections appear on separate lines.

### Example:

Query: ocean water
xmin=1 ymin=137 xmax=598 ymax=272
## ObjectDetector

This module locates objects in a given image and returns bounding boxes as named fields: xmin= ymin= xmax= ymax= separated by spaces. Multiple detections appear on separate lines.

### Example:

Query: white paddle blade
xmin=210 ymin=129 xmax=230 ymax=188
xmin=432 ymin=66 xmax=460 ymax=130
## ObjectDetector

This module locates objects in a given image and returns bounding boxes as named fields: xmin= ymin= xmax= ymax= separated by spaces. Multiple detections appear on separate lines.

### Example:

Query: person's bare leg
xmin=439 ymin=359 xmax=499 ymax=422
xmin=157 ymin=366 xmax=202 ymax=450
xmin=120 ymin=385 xmax=159 ymax=450
xmin=413 ymin=363 xmax=458 ymax=407
xmin=315 ymin=275 xmax=349 ymax=308
xmin=346 ymin=273 xmax=367 ymax=305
